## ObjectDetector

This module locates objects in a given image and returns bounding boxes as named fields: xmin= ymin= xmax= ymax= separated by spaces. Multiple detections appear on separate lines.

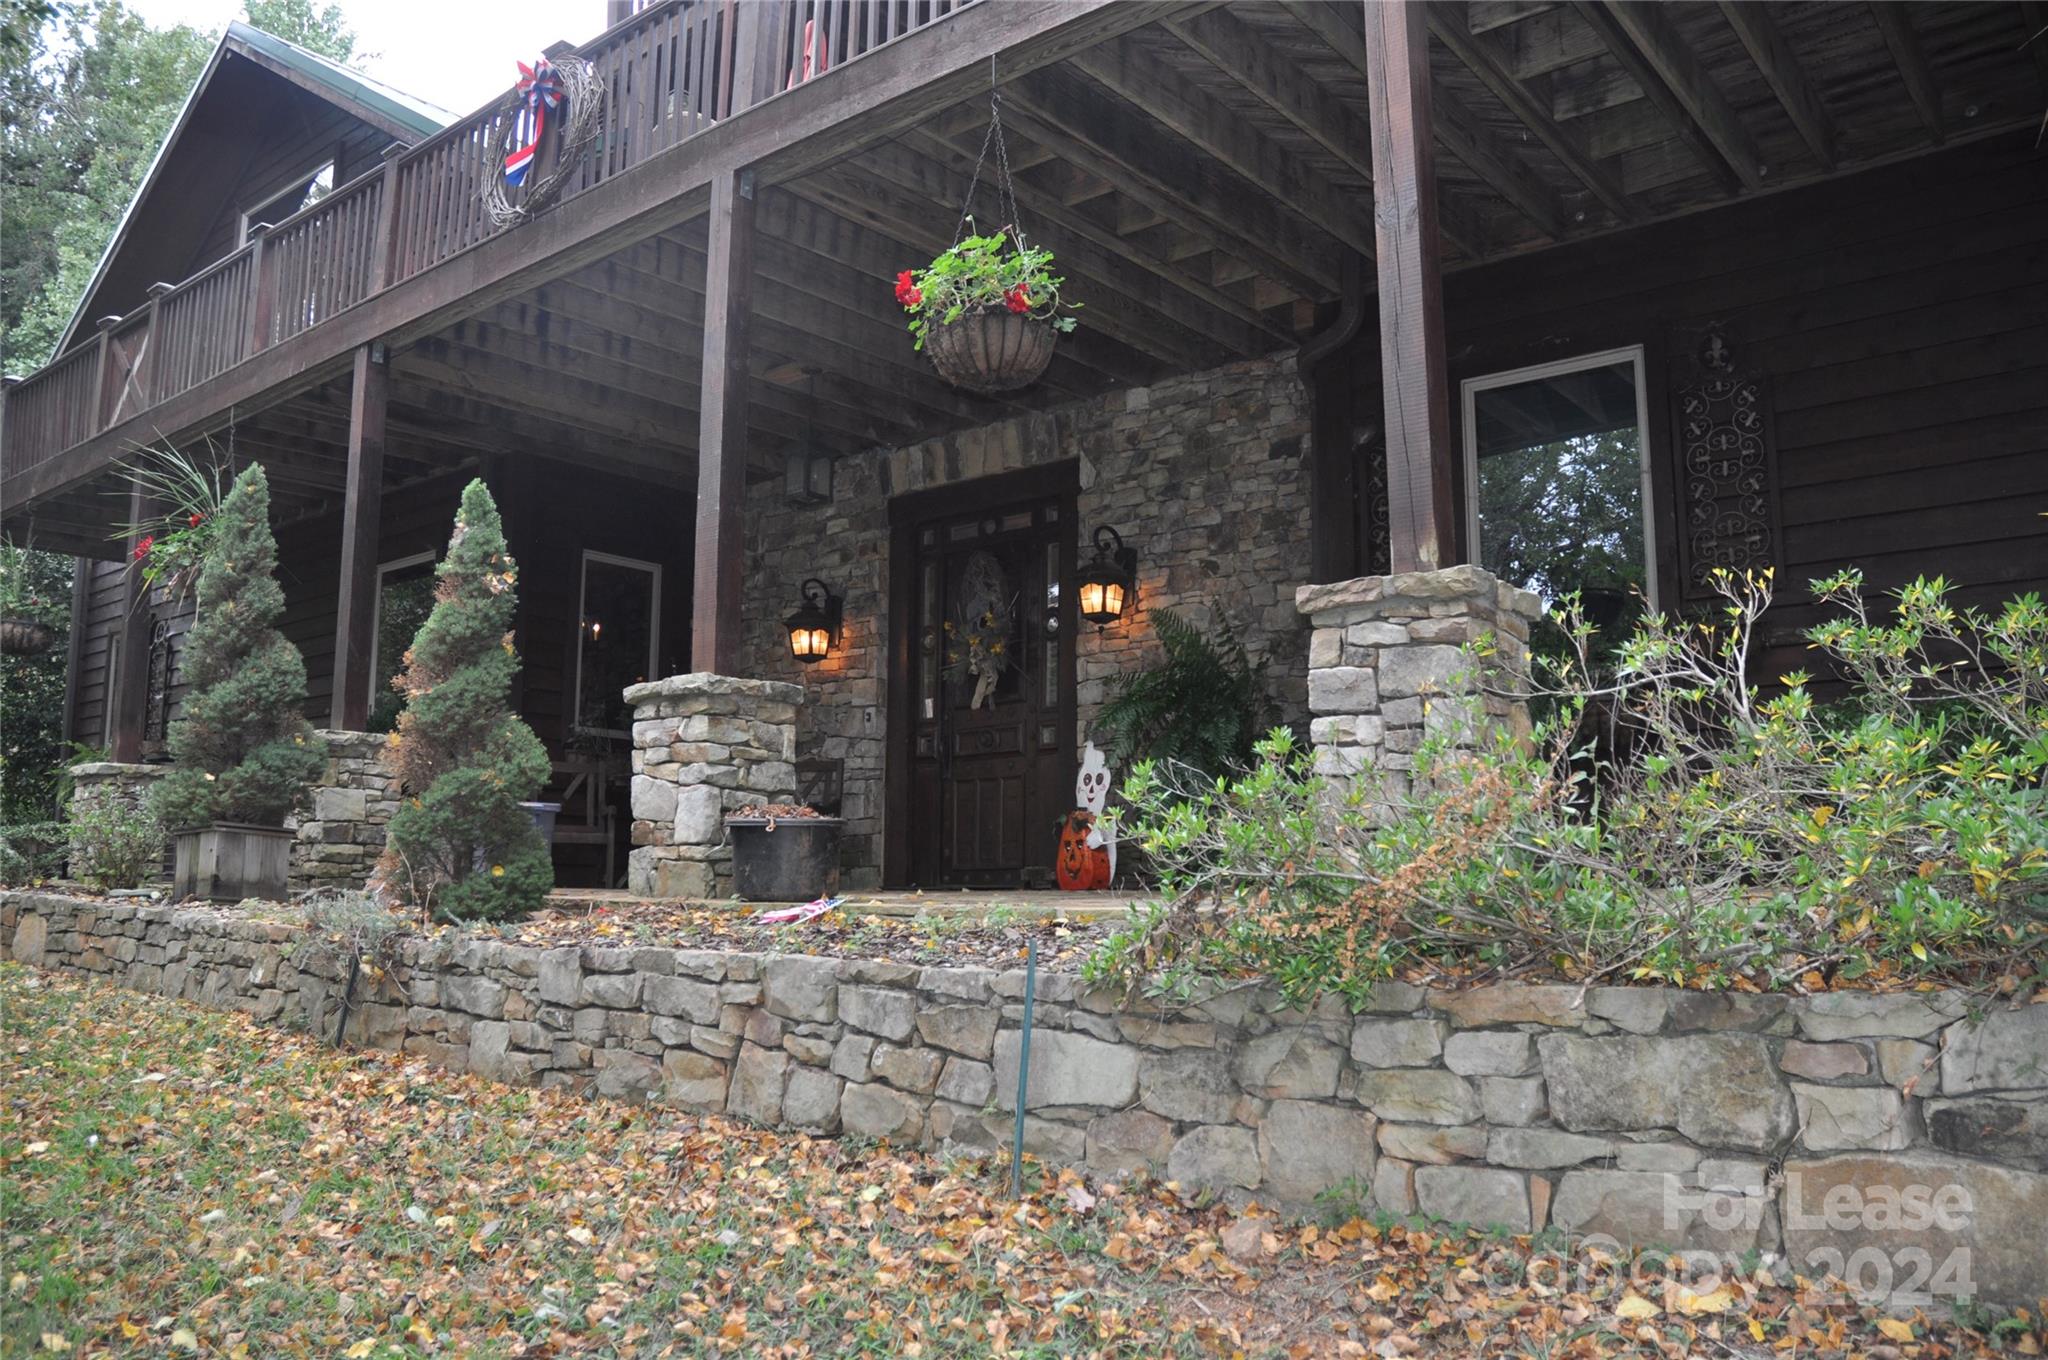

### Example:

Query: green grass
xmin=0 ymin=963 xmax=1219 ymax=1358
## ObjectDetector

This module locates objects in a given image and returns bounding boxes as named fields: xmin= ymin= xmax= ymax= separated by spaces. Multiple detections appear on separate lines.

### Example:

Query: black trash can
xmin=726 ymin=815 xmax=843 ymax=902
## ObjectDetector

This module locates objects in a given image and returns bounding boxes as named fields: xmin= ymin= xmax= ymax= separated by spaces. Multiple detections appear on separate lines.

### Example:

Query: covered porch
xmin=5 ymin=0 xmax=2043 ymax=893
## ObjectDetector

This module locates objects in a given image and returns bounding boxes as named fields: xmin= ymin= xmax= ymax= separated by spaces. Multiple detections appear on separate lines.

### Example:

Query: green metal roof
xmin=224 ymin=21 xmax=453 ymax=140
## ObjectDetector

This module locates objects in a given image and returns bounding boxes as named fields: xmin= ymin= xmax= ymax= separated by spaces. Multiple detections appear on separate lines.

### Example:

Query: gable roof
xmin=55 ymin=22 xmax=453 ymax=355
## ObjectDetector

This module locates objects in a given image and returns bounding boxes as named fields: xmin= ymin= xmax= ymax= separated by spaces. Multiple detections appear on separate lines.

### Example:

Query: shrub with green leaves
xmin=1088 ymin=571 xmax=2048 ymax=1005
xmin=148 ymin=465 xmax=323 ymax=833
xmin=375 ymin=479 xmax=552 ymax=922
xmin=1093 ymin=609 xmax=1273 ymax=785
xmin=68 ymin=800 xmax=165 ymax=892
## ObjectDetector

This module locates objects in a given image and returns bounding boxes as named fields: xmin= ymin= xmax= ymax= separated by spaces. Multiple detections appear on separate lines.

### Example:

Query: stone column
xmin=67 ymin=763 xmax=170 ymax=869
xmin=625 ymin=674 xmax=803 ymax=899
xmin=1295 ymin=565 xmax=1541 ymax=802
xmin=289 ymin=730 xmax=402 ymax=891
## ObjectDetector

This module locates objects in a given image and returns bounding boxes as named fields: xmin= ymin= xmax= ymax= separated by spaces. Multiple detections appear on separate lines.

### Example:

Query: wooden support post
xmin=690 ymin=167 xmax=755 ymax=675
xmin=331 ymin=343 xmax=389 ymax=731
xmin=368 ymin=156 xmax=402 ymax=293
xmin=110 ymin=485 xmax=155 ymax=763
xmin=730 ymin=0 xmax=782 ymax=115
xmin=91 ymin=315 xmax=121 ymax=434
xmin=1361 ymin=1 xmax=1456 ymax=574
xmin=246 ymin=223 xmax=276 ymax=355
xmin=139 ymin=283 xmax=174 ymax=411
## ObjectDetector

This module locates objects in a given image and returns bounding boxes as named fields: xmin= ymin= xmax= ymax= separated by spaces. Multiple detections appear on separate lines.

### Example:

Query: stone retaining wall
xmin=5 ymin=890 xmax=2041 ymax=1305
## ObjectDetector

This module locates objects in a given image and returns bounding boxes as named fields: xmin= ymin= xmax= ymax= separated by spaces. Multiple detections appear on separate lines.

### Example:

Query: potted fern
xmin=895 ymin=223 xmax=1077 ymax=393
xmin=1093 ymin=610 xmax=1273 ymax=785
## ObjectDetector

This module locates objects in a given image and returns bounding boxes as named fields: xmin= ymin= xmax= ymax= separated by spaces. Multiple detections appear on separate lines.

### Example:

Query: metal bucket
xmin=725 ymin=816 xmax=843 ymax=902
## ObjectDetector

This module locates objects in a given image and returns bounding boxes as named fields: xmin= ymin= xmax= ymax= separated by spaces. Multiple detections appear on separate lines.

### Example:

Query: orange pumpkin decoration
xmin=1056 ymin=809 xmax=1112 ymax=891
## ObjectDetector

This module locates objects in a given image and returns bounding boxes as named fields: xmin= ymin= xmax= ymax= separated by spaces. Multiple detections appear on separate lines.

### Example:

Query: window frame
xmin=237 ymin=158 xmax=337 ymax=244
xmin=573 ymin=550 xmax=663 ymax=739
xmin=366 ymin=550 xmax=437 ymax=705
xmin=1459 ymin=344 xmax=1660 ymax=611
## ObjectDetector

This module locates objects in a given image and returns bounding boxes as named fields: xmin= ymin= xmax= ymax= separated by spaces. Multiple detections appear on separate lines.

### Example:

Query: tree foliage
xmin=2 ymin=0 xmax=362 ymax=369
xmin=148 ymin=465 xmax=322 ymax=831
xmin=0 ymin=542 xmax=74 ymax=823
xmin=377 ymin=480 xmax=552 ymax=922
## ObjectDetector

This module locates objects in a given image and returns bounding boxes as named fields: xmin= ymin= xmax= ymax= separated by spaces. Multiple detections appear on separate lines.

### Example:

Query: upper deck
xmin=1 ymin=0 xmax=1124 ymax=544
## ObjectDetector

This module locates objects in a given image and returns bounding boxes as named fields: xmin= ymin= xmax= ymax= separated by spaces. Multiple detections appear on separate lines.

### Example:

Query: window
xmin=575 ymin=553 xmax=661 ymax=736
xmin=239 ymin=160 xmax=335 ymax=242
xmin=1461 ymin=347 xmax=1657 ymax=623
xmin=368 ymin=552 xmax=436 ymax=732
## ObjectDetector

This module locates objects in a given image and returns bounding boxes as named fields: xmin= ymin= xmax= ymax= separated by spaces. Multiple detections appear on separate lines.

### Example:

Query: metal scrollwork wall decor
xmin=1672 ymin=325 xmax=1781 ymax=598
xmin=142 ymin=617 xmax=173 ymax=751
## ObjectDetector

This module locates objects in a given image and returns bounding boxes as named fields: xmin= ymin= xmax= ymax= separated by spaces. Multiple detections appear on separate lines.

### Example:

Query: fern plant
xmin=1093 ymin=609 xmax=1272 ymax=784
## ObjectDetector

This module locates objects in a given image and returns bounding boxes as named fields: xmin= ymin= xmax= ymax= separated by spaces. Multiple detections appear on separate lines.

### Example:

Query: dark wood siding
xmin=69 ymin=462 xmax=694 ymax=754
xmin=1318 ymin=133 xmax=2048 ymax=663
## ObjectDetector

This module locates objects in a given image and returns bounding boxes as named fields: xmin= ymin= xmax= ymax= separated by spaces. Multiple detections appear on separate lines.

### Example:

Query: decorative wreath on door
xmin=942 ymin=551 xmax=1015 ymax=711
xmin=483 ymin=55 xmax=605 ymax=229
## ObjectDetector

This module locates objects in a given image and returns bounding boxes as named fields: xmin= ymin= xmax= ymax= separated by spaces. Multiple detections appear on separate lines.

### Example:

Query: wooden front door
xmin=899 ymin=486 xmax=1075 ymax=888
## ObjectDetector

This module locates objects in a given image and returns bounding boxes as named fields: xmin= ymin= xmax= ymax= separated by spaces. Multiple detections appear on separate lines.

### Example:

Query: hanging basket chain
xmin=953 ymin=58 xmax=1028 ymax=250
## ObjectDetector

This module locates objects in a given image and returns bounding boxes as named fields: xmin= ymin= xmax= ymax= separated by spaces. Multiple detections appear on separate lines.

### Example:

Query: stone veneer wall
xmin=625 ymin=675 xmax=804 ymax=898
xmin=1296 ymin=566 xmax=1541 ymax=799
xmin=288 ymin=730 xmax=400 ymax=891
xmin=7 ymin=890 xmax=2043 ymax=1304
xmin=738 ymin=354 xmax=1315 ymax=887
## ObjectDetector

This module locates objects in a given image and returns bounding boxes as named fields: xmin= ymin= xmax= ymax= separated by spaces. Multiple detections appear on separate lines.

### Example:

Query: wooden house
xmin=3 ymin=1 xmax=2044 ymax=891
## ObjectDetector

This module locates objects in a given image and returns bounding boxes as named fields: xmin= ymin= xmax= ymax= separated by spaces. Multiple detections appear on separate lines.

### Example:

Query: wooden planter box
xmin=172 ymin=823 xmax=294 ymax=902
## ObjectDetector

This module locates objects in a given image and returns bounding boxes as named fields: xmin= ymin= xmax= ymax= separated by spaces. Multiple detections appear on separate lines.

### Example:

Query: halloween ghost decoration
xmin=1056 ymin=741 xmax=1116 ymax=891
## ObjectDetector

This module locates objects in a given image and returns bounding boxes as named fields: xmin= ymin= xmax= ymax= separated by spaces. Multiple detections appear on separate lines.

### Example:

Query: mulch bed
xmin=498 ymin=898 xmax=1121 ymax=972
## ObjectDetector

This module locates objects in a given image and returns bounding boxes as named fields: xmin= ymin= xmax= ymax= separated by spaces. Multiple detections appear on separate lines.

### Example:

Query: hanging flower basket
xmin=0 ymin=618 xmax=55 ymax=656
xmin=924 ymin=309 xmax=1060 ymax=395
xmin=896 ymin=226 xmax=1078 ymax=394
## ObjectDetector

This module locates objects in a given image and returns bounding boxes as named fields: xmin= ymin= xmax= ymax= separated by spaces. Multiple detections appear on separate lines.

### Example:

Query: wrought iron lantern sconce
xmin=1077 ymin=525 xmax=1137 ymax=627
xmin=785 ymin=577 xmax=842 ymax=664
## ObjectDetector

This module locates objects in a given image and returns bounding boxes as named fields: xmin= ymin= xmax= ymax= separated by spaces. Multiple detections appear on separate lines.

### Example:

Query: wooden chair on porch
xmin=550 ymin=754 xmax=623 ymax=888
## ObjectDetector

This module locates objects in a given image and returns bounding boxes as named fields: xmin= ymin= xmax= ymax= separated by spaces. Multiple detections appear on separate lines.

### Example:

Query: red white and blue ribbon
xmin=504 ymin=58 xmax=565 ymax=189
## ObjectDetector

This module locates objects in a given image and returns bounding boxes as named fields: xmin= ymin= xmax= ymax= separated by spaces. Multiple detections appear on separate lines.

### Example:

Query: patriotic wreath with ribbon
xmin=484 ymin=54 xmax=603 ymax=228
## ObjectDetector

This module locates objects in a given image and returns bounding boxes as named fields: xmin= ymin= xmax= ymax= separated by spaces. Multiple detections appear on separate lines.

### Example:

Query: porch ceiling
xmin=378 ymin=0 xmax=2046 ymax=495
xmin=12 ymin=0 xmax=2040 ymax=562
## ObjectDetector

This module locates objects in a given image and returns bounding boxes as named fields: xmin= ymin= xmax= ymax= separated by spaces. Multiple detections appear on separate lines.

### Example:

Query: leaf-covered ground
xmin=3 ymin=962 xmax=2041 ymax=1359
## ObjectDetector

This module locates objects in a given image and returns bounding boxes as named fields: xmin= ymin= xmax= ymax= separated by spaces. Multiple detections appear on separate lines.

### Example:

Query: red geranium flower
xmin=894 ymin=270 xmax=922 ymax=307
xmin=132 ymin=535 xmax=155 ymax=561
xmin=1003 ymin=283 xmax=1032 ymax=314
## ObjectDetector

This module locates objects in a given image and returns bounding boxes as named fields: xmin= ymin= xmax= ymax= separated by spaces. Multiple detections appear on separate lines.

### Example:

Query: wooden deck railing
xmin=0 ymin=0 xmax=976 ymax=487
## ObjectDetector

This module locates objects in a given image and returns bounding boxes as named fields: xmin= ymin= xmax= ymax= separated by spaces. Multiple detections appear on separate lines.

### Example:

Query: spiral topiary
xmin=375 ymin=478 xmax=552 ymax=921
xmin=149 ymin=464 xmax=323 ymax=832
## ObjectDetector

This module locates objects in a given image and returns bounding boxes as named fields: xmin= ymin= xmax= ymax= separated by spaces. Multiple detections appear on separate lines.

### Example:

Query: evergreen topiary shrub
xmin=375 ymin=479 xmax=552 ymax=922
xmin=148 ymin=465 xmax=323 ymax=832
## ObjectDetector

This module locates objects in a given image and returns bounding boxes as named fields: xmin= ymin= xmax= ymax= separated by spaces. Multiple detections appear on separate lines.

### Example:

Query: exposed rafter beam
xmin=1413 ymin=1 xmax=1639 ymax=223
xmin=1871 ymin=3 xmax=1946 ymax=144
xmin=1005 ymin=64 xmax=1342 ymax=299
xmin=1064 ymin=33 xmax=1416 ymax=264
xmin=1715 ymin=1 xmax=1838 ymax=171
xmin=1247 ymin=1 xmax=1558 ymax=243
xmin=1571 ymin=0 xmax=1764 ymax=192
